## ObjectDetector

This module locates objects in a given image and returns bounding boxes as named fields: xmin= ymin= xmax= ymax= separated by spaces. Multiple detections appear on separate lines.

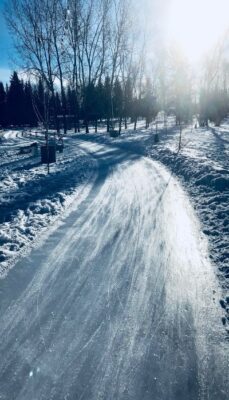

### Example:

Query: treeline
xmin=3 ymin=0 xmax=229 ymax=132
xmin=199 ymin=88 xmax=229 ymax=127
xmin=1 ymin=70 xmax=228 ymax=131
xmin=0 ymin=72 xmax=36 ymax=127
xmin=3 ymin=0 xmax=132 ymax=133
xmin=0 ymin=71 xmax=158 ymax=131
xmin=4 ymin=0 xmax=162 ymax=133
xmin=71 ymin=75 xmax=159 ymax=133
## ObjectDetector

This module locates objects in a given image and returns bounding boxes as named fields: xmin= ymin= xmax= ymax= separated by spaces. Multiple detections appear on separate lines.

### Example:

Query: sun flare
xmin=166 ymin=0 xmax=229 ymax=64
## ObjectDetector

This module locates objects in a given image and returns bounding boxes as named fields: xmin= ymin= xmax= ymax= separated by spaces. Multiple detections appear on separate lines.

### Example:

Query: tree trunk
xmin=134 ymin=118 xmax=137 ymax=130
xmin=62 ymin=95 xmax=67 ymax=134
xmin=85 ymin=119 xmax=89 ymax=133
xmin=74 ymin=112 xmax=77 ymax=133
xmin=124 ymin=116 xmax=127 ymax=129
xmin=119 ymin=116 xmax=122 ymax=133
xmin=51 ymin=88 xmax=59 ymax=134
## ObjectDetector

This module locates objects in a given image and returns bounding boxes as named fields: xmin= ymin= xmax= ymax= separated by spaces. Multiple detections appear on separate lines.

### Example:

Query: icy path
xmin=0 ymin=136 xmax=228 ymax=400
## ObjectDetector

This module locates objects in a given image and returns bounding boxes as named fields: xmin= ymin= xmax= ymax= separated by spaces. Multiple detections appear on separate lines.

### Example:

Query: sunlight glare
xmin=166 ymin=0 xmax=229 ymax=64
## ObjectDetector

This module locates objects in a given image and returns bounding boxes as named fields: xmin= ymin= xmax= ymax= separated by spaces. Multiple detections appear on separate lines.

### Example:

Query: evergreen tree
xmin=54 ymin=92 xmax=62 ymax=131
xmin=34 ymin=78 xmax=45 ymax=123
xmin=55 ymin=92 xmax=62 ymax=115
xmin=131 ymin=97 xmax=140 ymax=130
xmin=72 ymin=89 xmax=80 ymax=132
xmin=82 ymin=83 xmax=98 ymax=132
xmin=200 ymin=89 xmax=229 ymax=127
xmin=24 ymin=81 xmax=37 ymax=126
xmin=66 ymin=86 xmax=73 ymax=116
xmin=66 ymin=87 xmax=79 ymax=131
xmin=48 ymin=92 xmax=58 ymax=130
xmin=96 ymin=80 xmax=105 ymax=122
xmin=61 ymin=87 xmax=67 ymax=133
xmin=113 ymin=78 xmax=123 ymax=118
xmin=141 ymin=78 xmax=158 ymax=128
xmin=7 ymin=72 xmax=25 ymax=126
xmin=123 ymin=77 xmax=133 ymax=128
xmin=0 ymin=82 xmax=6 ymax=127
xmin=113 ymin=78 xmax=123 ymax=132
xmin=104 ymin=76 xmax=112 ymax=132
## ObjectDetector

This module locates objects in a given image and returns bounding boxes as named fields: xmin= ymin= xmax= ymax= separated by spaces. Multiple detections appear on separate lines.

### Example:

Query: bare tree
xmin=5 ymin=0 xmax=61 ymax=130
xmin=5 ymin=0 xmax=160 ymax=135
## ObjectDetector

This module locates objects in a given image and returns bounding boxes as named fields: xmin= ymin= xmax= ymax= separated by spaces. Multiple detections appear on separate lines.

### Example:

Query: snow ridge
xmin=148 ymin=121 xmax=229 ymax=330
xmin=0 ymin=133 xmax=97 ymax=278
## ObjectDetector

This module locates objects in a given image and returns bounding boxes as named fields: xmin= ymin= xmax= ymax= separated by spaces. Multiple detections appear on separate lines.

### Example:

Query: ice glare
xmin=166 ymin=0 xmax=229 ymax=64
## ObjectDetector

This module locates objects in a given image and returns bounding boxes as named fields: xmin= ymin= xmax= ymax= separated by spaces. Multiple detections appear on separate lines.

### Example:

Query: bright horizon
xmin=165 ymin=0 xmax=229 ymax=64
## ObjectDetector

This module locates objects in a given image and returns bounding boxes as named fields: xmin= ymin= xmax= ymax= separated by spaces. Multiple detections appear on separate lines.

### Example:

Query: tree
xmin=82 ymin=82 xmax=98 ymax=133
xmin=6 ymin=0 xmax=60 ymax=130
xmin=5 ymin=0 xmax=160 ymax=132
xmin=24 ymin=81 xmax=37 ymax=126
xmin=113 ymin=78 xmax=123 ymax=132
xmin=0 ymin=82 xmax=7 ymax=127
xmin=123 ymin=77 xmax=133 ymax=129
xmin=199 ymin=36 xmax=229 ymax=127
xmin=199 ymin=88 xmax=229 ymax=127
xmin=7 ymin=71 xmax=25 ymax=126
xmin=34 ymin=78 xmax=45 ymax=123
xmin=104 ymin=76 xmax=112 ymax=132
xmin=96 ymin=80 xmax=105 ymax=122
xmin=141 ymin=78 xmax=158 ymax=128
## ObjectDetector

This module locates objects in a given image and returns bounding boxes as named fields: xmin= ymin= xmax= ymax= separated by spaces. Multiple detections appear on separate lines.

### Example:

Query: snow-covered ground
xmin=0 ymin=132 xmax=228 ymax=399
xmin=146 ymin=117 xmax=229 ymax=327
xmin=0 ymin=129 xmax=97 ymax=276
xmin=0 ymin=121 xmax=228 ymax=308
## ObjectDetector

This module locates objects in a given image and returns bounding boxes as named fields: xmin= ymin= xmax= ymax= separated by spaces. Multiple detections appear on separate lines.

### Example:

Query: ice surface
xmin=0 ymin=122 xmax=228 ymax=399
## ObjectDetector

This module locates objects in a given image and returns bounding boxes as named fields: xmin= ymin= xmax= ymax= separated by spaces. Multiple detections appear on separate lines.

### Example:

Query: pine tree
xmin=61 ymin=87 xmax=67 ymax=133
xmin=66 ymin=87 xmax=79 ymax=131
xmin=141 ymin=78 xmax=158 ymax=128
xmin=72 ymin=89 xmax=80 ymax=132
xmin=113 ymin=78 xmax=123 ymax=132
xmin=7 ymin=72 xmax=25 ymax=126
xmin=104 ymin=76 xmax=112 ymax=132
xmin=123 ymin=78 xmax=133 ymax=129
xmin=0 ymin=82 xmax=6 ymax=127
xmin=82 ymin=83 xmax=97 ymax=133
xmin=54 ymin=92 xmax=62 ymax=131
xmin=55 ymin=92 xmax=61 ymax=115
xmin=35 ymin=78 xmax=45 ymax=123
xmin=131 ymin=97 xmax=140 ymax=130
xmin=96 ymin=80 xmax=105 ymax=122
xmin=24 ymin=81 xmax=37 ymax=126
xmin=113 ymin=79 xmax=123 ymax=118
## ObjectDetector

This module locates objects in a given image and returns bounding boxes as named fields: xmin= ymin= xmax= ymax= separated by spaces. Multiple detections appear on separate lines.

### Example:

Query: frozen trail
xmin=0 ymin=136 xmax=228 ymax=400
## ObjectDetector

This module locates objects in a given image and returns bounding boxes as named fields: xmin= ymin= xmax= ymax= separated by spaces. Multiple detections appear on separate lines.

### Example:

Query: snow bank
xmin=0 ymin=131 xmax=97 ymax=277
xmin=148 ymin=120 xmax=229 ymax=329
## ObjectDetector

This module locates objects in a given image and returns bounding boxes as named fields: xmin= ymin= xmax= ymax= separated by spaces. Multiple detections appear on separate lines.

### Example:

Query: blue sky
xmin=1 ymin=0 xmax=227 ymax=85
xmin=0 ymin=0 xmax=166 ymax=85
xmin=0 ymin=0 xmax=14 ymax=83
